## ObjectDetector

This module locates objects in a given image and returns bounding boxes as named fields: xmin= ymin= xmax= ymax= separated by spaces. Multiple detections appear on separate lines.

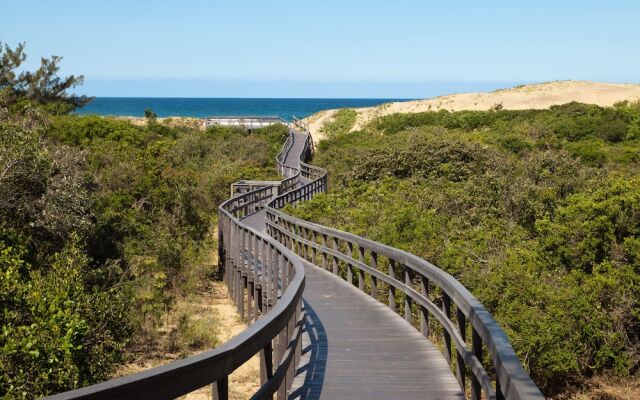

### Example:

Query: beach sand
xmin=305 ymin=80 xmax=640 ymax=142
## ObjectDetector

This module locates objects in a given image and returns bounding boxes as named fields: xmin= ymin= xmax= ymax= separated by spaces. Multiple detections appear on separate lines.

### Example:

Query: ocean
xmin=76 ymin=98 xmax=409 ymax=120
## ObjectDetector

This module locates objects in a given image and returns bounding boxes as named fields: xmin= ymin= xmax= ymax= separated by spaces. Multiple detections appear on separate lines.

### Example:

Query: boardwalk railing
xmin=205 ymin=116 xmax=288 ymax=129
xmin=48 ymin=119 xmax=542 ymax=400
xmin=47 ymin=205 xmax=306 ymax=399
xmin=47 ymin=126 xmax=308 ymax=399
xmin=264 ymin=129 xmax=543 ymax=400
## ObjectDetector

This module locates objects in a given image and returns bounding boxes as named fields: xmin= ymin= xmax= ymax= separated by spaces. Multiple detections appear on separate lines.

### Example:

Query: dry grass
xmin=116 ymin=225 xmax=260 ymax=400
xmin=114 ymin=116 xmax=205 ymax=130
xmin=556 ymin=376 xmax=640 ymax=400
xmin=116 ymin=279 xmax=261 ymax=399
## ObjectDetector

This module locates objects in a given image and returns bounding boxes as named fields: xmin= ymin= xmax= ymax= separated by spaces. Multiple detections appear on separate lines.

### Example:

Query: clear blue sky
xmin=2 ymin=0 xmax=640 ymax=98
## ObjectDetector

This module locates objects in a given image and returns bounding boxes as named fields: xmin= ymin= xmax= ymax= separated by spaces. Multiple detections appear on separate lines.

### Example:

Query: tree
xmin=0 ymin=42 xmax=93 ymax=114
xmin=144 ymin=108 xmax=158 ymax=124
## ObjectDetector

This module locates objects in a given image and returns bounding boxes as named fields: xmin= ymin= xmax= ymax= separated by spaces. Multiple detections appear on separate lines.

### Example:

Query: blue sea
xmin=76 ymin=98 xmax=410 ymax=121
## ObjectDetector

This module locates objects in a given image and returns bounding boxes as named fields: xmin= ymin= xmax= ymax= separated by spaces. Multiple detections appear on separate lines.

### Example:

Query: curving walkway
xmin=242 ymin=131 xmax=464 ymax=399
xmin=46 ymin=123 xmax=541 ymax=400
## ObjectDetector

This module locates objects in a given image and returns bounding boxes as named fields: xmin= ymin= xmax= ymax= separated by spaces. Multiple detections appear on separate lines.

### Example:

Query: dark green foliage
xmin=0 ymin=42 xmax=92 ymax=113
xmin=1 ymin=94 xmax=287 ymax=396
xmin=372 ymin=102 xmax=638 ymax=145
xmin=292 ymin=104 xmax=640 ymax=394
xmin=144 ymin=108 xmax=158 ymax=124
xmin=0 ymin=232 xmax=132 ymax=397
xmin=346 ymin=138 xmax=495 ymax=182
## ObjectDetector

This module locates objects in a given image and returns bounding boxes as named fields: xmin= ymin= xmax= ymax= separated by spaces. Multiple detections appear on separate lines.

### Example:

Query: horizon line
xmin=85 ymin=96 xmax=416 ymax=100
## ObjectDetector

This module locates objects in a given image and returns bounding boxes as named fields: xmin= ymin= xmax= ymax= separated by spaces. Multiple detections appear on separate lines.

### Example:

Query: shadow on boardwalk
xmin=289 ymin=300 xmax=328 ymax=400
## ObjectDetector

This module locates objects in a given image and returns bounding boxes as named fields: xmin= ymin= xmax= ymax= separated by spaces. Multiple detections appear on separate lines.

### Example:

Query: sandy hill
xmin=305 ymin=80 xmax=640 ymax=141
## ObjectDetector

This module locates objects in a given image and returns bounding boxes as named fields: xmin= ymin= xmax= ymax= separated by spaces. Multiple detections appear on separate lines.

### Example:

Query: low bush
xmin=296 ymin=104 xmax=640 ymax=395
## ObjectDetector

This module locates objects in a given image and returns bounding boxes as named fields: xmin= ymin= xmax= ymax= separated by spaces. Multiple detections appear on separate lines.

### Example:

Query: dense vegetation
xmin=291 ymin=103 xmax=640 ymax=395
xmin=320 ymin=108 xmax=357 ymax=138
xmin=0 ymin=94 xmax=286 ymax=396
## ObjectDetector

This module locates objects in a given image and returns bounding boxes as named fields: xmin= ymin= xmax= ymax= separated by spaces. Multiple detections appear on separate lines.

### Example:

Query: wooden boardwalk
xmin=46 ymin=121 xmax=541 ymax=400
xmin=242 ymin=131 xmax=464 ymax=400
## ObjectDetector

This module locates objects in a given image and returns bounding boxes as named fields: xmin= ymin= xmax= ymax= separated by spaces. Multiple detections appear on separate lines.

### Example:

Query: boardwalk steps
xmin=47 ymin=120 xmax=543 ymax=400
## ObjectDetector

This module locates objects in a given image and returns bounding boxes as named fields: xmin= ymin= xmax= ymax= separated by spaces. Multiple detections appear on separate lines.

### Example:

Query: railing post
xmin=294 ymin=299 xmax=302 ymax=371
xmin=280 ymin=254 xmax=289 ymax=293
xmin=311 ymin=230 xmax=317 ymax=264
xmin=388 ymin=259 xmax=396 ymax=311
xmin=229 ymin=223 xmax=236 ymax=296
xmin=321 ymin=234 xmax=328 ymax=270
xmin=357 ymin=246 xmax=365 ymax=292
xmin=442 ymin=293 xmax=452 ymax=367
xmin=253 ymin=235 xmax=260 ymax=322
xmin=212 ymin=376 xmax=228 ymax=400
xmin=272 ymin=247 xmax=279 ymax=308
xmin=266 ymin=243 xmax=273 ymax=312
xmin=248 ymin=279 xmax=254 ymax=324
xmin=456 ymin=308 xmax=466 ymax=393
xmin=286 ymin=312 xmax=295 ymax=394
xmin=260 ymin=341 xmax=273 ymax=386
xmin=303 ymin=228 xmax=310 ymax=261
xmin=420 ymin=276 xmax=430 ymax=337
xmin=404 ymin=267 xmax=412 ymax=323
xmin=276 ymin=325 xmax=287 ymax=400
xmin=218 ymin=214 xmax=224 ymax=277
xmin=370 ymin=252 xmax=378 ymax=300
xmin=346 ymin=242 xmax=354 ymax=285
xmin=471 ymin=327 xmax=482 ymax=400
xmin=332 ymin=237 xmax=339 ymax=275
xmin=240 ymin=274 xmax=246 ymax=320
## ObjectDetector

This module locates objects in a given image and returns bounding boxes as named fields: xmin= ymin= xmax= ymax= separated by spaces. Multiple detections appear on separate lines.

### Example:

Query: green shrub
xmin=293 ymin=104 xmax=640 ymax=395
xmin=321 ymin=108 xmax=357 ymax=137
xmin=1 ymin=106 xmax=286 ymax=396
xmin=0 ymin=233 xmax=133 ymax=398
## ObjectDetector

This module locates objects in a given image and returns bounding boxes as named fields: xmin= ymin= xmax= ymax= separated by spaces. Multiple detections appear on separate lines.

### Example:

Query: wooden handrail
xmin=46 ymin=131 xmax=307 ymax=400
xmin=265 ymin=127 xmax=543 ymax=400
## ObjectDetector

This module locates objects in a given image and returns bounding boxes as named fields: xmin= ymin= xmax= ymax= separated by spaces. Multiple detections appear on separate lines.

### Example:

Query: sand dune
xmin=305 ymin=80 xmax=640 ymax=141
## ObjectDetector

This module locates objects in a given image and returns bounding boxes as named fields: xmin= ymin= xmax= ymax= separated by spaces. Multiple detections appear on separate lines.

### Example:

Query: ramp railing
xmin=265 ymin=127 xmax=543 ymax=400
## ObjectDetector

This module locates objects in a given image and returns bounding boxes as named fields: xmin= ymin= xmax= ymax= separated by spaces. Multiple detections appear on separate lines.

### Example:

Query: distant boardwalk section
xmin=205 ymin=115 xmax=288 ymax=129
